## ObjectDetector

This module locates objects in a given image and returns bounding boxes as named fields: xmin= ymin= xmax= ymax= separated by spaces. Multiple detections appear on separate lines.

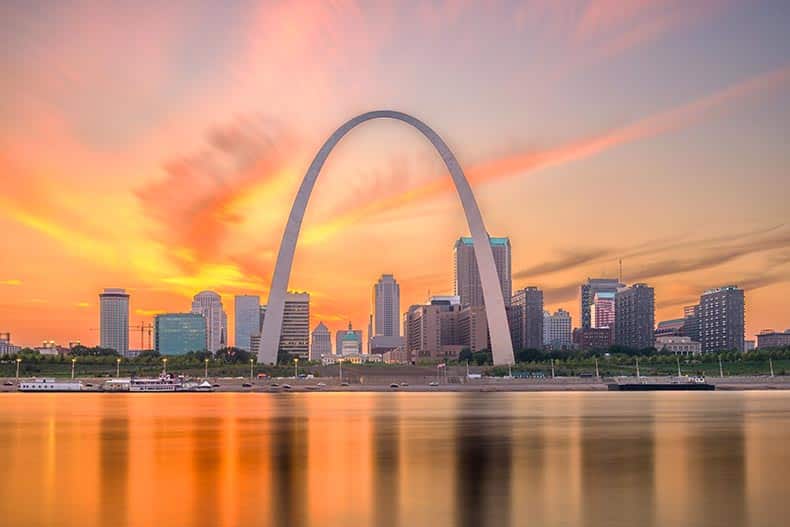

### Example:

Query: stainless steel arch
xmin=259 ymin=110 xmax=515 ymax=366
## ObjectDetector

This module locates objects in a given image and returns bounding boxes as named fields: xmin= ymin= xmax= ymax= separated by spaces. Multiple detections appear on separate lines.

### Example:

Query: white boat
xmin=129 ymin=377 xmax=183 ymax=392
xmin=19 ymin=379 xmax=83 ymax=392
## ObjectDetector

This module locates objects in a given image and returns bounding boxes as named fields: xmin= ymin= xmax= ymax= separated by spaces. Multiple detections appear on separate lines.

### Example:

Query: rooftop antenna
xmin=619 ymin=258 xmax=623 ymax=284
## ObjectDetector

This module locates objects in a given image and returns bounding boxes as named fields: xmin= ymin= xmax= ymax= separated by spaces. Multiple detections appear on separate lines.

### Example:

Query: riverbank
xmin=2 ymin=375 xmax=789 ymax=393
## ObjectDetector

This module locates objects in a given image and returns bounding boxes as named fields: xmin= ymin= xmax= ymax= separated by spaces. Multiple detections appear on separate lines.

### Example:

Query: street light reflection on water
xmin=0 ymin=392 xmax=788 ymax=527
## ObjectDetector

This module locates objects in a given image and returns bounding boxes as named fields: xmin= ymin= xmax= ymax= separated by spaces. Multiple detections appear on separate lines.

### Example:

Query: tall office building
xmin=580 ymin=278 xmax=624 ymax=329
xmin=374 ymin=274 xmax=400 ymax=337
xmin=682 ymin=304 xmax=701 ymax=342
xmin=234 ymin=295 xmax=260 ymax=351
xmin=590 ymin=291 xmax=615 ymax=329
xmin=509 ymin=287 xmax=543 ymax=350
xmin=154 ymin=313 xmax=207 ymax=355
xmin=699 ymin=286 xmax=744 ymax=353
xmin=453 ymin=236 xmax=511 ymax=307
xmin=99 ymin=288 xmax=129 ymax=354
xmin=614 ymin=283 xmax=655 ymax=349
xmin=543 ymin=309 xmax=572 ymax=349
xmin=310 ymin=322 xmax=332 ymax=360
xmin=191 ymin=291 xmax=227 ymax=352
xmin=280 ymin=292 xmax=310 ymax=358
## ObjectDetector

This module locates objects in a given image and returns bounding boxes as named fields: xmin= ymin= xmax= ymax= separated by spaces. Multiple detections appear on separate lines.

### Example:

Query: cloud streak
xmin=302 ymin=63 xmax=790 ymax=240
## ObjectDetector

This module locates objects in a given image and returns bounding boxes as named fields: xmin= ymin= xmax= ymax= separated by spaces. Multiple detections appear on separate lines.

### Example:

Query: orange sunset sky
xmin=1 ymin=1 xmax=789 ymax=348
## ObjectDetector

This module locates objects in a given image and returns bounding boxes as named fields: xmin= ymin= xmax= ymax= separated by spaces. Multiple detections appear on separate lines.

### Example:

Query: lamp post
xmin=204 ymin=358 xmax=209 ymax=379
xmin=250 ymin=358 xmax=254 ymax=381
xmin=595 ymin=357 xmax=600 ymax=378
xmin=162 ymin=357 xmax=168 ymax=376
xmin=338 ymin=358 xmax=343 ymax=384
xmin=116 ymin=357 xmax=121 ymax=377
xmin=294 ymin=357 xmax=299 ymax=378
xmin=15 ymin=357 xmax=21 ymax=379
xmin=71 ymin=357 xmax=76 ymax=380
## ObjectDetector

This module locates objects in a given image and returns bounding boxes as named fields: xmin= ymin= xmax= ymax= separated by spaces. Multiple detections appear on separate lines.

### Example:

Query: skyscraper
xmin=234 ymin=295 xmax=260 ymax=351
xmin=699 ymin=286 xmax=744 ymax=353
xmin=310 ymin=322 xmax=331 ymax=360
xmin=374 ymin=274 xmax=400 ymax=337
xmin=191 ymin=291 xmax=226 ymax=353
xmin=509 ymin=287 xmax=543 ymax=350
xmin=580 ymin=278 xmax=624 ymax=329
xmin=614 ymin=283 xmax=655 ymax=349
xmin=280 ymin=292 xmax=310 ymax=359
xmin=453 ymin=236 xmax=511 ymax=307
xmin=99 ymin=288 xmax=129 ymax=354
xmin=590 ymin=291 xmax=616 ymax=329
xmin=543 ymin=309 xmax=572 ymax=349
xmin=154 ymin=313 xmax=207 ymax=355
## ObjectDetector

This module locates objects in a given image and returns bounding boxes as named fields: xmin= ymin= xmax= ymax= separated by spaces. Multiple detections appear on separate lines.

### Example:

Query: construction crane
xmin=89 ymin=323 xmax=152 ymax=350
xmin=130 ymin=323 xmax=153 ymax=350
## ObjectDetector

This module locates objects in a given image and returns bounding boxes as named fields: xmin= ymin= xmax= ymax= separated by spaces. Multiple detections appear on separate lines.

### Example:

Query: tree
xmin=472 ymin=349 xmax=492 ymax=366
xmin=458 ymin=348 xmax=473 ymax=363
xmin=215 ymin=347 xmax=250 ymax=363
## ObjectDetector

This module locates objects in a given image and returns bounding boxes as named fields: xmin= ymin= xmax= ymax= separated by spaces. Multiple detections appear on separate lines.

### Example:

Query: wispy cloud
xmin=136 ymin=115 xmax=298 ymax=270
xmin=0 ymin=279 xmax=22 ymax=286
xmin=515 ymin=249 xmax=611 ymax=280
xmin=301 ymin=64 xmax=790 ymax=239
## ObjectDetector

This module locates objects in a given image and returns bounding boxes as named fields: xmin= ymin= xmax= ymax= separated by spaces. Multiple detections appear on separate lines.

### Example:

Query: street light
xmin=71 ymin=357 xmax=77 ymax=380
xmin=294 ymin=357 xmax=299 ymax=378
xmin=204 ymin=358 xmax=209 ymax=379
xmin=15 ymin=357 xmax=21 ymax=379
xmin=249 ymin=358 xmax=254 ymax=381
xmin=338 ymin=358 xmax=343 ymax=384
xmin=162 ymin=357 xmax=168 ymax=376
xmin=116 ymin=357 xmax=121 ymax=377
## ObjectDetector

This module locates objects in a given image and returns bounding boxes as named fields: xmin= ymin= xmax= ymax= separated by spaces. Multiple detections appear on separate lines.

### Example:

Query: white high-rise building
xmin=280 ymin=292 xmax=310 ymax=359
xmin=234 ymin=295 xmax=260 ymax=351
xmin=374 ymin=274 xmax=400 ymax=337
xmin=191 ymin=291 xmax=227 ymax=353
xmin=543 ymin=308 xmax=572 ymax=350
xmin=311 ymin=322 xmax=331 ymax=360
xmin=99 ymin=288 xmax=129 ymax=354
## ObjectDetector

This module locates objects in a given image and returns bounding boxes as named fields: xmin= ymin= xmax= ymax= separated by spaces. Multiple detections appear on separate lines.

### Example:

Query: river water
xmin=0 ymin=392 xmax=788 ymax=527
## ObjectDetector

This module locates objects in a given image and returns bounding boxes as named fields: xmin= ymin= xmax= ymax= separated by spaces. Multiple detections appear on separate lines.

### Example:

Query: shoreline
xmin=2 ymin=376 xmax=789 ymax=393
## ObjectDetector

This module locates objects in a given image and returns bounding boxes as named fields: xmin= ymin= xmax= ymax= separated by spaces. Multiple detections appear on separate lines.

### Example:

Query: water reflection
xmin=454 ymin=398 xmax=512 ymax=527
xmin=0 ymin=392 xmax=786 ymax=527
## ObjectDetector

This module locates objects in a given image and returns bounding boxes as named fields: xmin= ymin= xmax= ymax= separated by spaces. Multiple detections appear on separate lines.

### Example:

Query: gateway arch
xmin=259 ymin=110 xmax=515 ymax=366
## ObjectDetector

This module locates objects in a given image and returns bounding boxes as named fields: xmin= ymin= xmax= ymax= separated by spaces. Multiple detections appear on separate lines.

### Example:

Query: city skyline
xmin=1 ymin=2 xmax=789 ymax=347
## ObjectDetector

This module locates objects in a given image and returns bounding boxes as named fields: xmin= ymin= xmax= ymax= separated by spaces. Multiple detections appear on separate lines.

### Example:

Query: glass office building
xmin=154 ymin=313 xmax=207 ymax=355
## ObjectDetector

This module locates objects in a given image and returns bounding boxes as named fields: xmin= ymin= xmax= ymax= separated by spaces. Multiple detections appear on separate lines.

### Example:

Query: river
xmin=0 ymin=392 xmax=787 ymax=527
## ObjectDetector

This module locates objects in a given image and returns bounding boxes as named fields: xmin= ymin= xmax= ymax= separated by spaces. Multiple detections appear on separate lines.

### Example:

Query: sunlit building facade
xmin=99 ymin=288 xmax=129 ymax=355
